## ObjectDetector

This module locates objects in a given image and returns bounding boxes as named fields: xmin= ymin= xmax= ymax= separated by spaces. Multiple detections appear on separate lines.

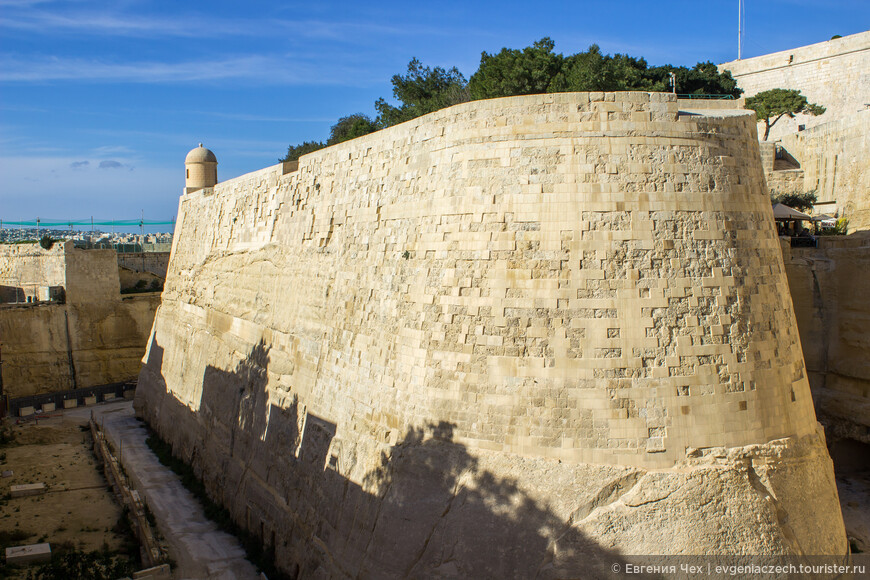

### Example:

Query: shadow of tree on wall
xmin=138 ymin=338 xmax=638 ymax=580
xmin=352 ymin=421 xmax=630 ymax=579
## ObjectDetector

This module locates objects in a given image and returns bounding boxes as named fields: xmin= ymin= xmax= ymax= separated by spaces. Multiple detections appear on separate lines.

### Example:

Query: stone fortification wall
xmin=145 ymin=92 xmax=816 ymax=469
xmin=0 ymin=295 xmax=159 ymax=398
xmin=719 ymin=31 xmax=870 ymax=140
xmin=117 ymin=252 xmax=170 ymax=279
xmin=783 ymin=233 xmax=870 ymax=444
xmin=720 ymin=32 xmax=870 ymax=231
xmin=0 ymin=242 xmax=160 ymax=399
xmin=0 ymin=241 xmax=120 ymax=304
xmin=65 ymin=247 xmax=121 ymax=304
xmin=118 ymin=267 xmax=163 ymax=292
xmin=137 ymin=92 xmax=847 ymax=574
xmin=0 ymin=243 xmax=66 ymax=300
xmin=778 ymin=109 xmax=870 ymax=230
xmin=0 ymin=303 xmax=70 ymax=391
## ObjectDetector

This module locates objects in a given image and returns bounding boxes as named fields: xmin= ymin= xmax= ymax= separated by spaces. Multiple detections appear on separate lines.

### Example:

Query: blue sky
xmin=1 ymin=0 xmax=867 ymax=232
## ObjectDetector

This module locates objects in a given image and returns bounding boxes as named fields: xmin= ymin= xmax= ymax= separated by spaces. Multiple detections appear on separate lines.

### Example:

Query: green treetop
xmin=327 ymin=114 xmax=378 ymax=146
xmin=375 ymin=58 xmax=468 ymax=128
xmin=281 ymin=140 xmax=325 ymax=163
xmin=468 ymin=38 xmax=564 ymax=99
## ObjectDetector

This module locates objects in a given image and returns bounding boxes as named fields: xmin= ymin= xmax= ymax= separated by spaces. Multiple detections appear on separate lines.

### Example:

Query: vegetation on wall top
xmin=39 ymin=234 xmax=56 ymax=250
xmin=281 ymin=38 xmax=743 ymax=162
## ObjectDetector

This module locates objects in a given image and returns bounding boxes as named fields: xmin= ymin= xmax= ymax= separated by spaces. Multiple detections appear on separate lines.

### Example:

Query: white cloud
xmin=0 ymin=54 xmax=373 ymax=85
xmin=0 ymin=6 xmax=468 ymax=42
xmin=0 ymin=10 xmax=247 ymax=38
xmin=92 ymin=145 xmax=135 ymax=155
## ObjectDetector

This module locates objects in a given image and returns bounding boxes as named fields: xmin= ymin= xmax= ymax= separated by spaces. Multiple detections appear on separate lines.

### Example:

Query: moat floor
xmin=80 ymin=401 xmax=259 ymax=580
xmin=838 ymin=473 xmax=870 ymax=554
xmin=0 ymin=413 xmax=127 ymax=563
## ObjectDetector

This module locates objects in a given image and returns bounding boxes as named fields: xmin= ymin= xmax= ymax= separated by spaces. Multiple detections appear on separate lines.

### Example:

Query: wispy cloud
xmin=0 ymin=7 xmax=472 ymax=42
xmin=0 ymin=11 xmax=252 ymax=38
xmin=190 ymin=111 xmax=334 ymax=123
xmin=92 ymin=145 xmax=134 ymax=155
xmin=0 ymin=0 xmax=55 ymax=6
xmin=0 ymin=103 xmax=49 ymax=113
xmin=0 ymin=153 xmax=179 ymax=220
xmin=98 ymin=159 xmax=124 ymax=169
xmin=0 ymin=54 xmax=373 ymax=85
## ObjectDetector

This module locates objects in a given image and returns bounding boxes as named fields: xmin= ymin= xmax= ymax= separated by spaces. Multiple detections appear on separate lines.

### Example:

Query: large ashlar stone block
xmin=10 ymin=483 xmax=46 ymax=498
xmin=136 ymin=92 xmax=849 ymax=577
xmin=5 ymin=543 xmax=51 ymax=565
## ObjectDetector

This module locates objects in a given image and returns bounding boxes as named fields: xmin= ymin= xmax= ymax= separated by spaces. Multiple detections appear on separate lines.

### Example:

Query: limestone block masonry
xmin=137 ymin=92 xmax=848 ymax=576
xmin=0 ymin=242 xmax=161 ymax=398
xmin=720 ymin=31 xmax=870 ymax=141
xmin=778 ymin=109 xmax=870 ymax=231
xmin=719 ymin=31 xmax=870 ymax=231
xmin=782 ymin=233 xmax=870 ymax=444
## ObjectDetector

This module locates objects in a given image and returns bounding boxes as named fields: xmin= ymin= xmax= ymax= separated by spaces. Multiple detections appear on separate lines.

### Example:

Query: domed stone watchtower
xmin=184 ymin=144 xmax=217 ymax=194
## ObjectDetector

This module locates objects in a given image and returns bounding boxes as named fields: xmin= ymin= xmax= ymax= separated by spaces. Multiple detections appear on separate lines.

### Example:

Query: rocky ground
xmin=838 ymin=473 xmax=870 ymax=554
xmin=0 ymin=411 xmax=137 ymax=577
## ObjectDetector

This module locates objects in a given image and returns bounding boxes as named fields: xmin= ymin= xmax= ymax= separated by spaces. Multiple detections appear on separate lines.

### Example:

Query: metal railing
xmin=676 ymin=94 xmax=736 ymax=100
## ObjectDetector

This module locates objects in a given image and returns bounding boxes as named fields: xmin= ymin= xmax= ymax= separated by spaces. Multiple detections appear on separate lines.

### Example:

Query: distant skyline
xmin=1 ymin=1 xmax=867 ymax=231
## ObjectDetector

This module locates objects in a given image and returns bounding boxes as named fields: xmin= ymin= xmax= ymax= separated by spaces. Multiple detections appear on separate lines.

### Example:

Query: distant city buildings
xmin=0 ymin=227 xmax=172 ymax=250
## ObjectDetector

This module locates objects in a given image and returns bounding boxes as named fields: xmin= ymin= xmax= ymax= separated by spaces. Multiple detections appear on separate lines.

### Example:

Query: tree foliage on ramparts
xmin=746 ymin=88 xmax=825 ymax=140
xmin=375 ymin=58 xmax=469 ymax=128
xmin=282 ymin=38 xmax=743 ymax=162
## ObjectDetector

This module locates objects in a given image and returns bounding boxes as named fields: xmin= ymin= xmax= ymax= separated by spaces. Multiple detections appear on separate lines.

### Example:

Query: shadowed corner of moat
xmin=136 ymin=338 xmax=634 ymax=579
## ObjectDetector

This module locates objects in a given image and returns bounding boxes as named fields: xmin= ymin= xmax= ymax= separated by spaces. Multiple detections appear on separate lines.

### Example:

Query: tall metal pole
xmin=738 ymin=0 xmax=743 ymax=60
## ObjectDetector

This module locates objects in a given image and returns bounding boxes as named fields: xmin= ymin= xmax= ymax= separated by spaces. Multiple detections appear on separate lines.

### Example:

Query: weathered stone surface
xmin=782 ymin=233 xmax=870 ymax=443
xmin=778 ymin=110 xmax=870 ymax=232
xmin=136 ymin=92 xmax=848 ymax=576
xmin=720 ymin=32 xmax=870 ymax=230
xmin=720 ymin=31 xmax=870 ymax=140
xmin=0 ymin=242 xmax=160 ymax=398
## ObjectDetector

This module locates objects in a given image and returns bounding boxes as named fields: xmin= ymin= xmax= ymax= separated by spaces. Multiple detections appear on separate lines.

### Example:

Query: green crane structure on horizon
xmin=0 ymin=217 xmax=176 ymax=241
xmin=0 ymin=219 xmax=175 ymax=227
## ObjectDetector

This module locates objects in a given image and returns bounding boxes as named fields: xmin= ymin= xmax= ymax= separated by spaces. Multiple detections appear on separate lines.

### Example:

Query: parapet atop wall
xmin=719 ymin=31 xmax=870 ymax=140
xmin=142 ymin=92 xmax=816 ymax=471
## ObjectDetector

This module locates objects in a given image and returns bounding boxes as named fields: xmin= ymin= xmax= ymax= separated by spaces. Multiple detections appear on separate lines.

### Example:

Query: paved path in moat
xmin=75 ymin=400 xmax=259 ymax=580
